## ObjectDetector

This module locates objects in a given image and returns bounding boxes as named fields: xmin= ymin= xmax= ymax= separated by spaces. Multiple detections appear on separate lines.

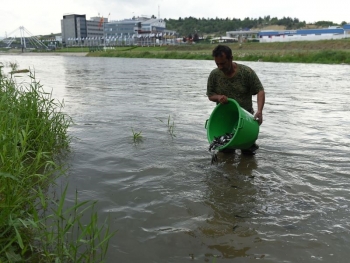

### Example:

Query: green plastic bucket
xmin=205 ymin=98 xmax=259 ymax=150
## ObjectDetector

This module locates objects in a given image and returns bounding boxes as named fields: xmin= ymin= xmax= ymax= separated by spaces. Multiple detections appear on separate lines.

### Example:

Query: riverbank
xmin=0 ymin=68 xmax=113 ymax=262
xmin=0 ymin=51 xmax=88 ymax=56
xmin=1 ymin=38 xmax=349 ymax=64
xmin=86 ymin=39 xmax=350 ymax=64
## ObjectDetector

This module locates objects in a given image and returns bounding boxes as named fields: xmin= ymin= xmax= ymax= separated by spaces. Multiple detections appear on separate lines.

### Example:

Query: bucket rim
xmin=207 ymin=99 xmax=242 ymax=150
xmin=206 ymin=98 xmax=259 ymax=150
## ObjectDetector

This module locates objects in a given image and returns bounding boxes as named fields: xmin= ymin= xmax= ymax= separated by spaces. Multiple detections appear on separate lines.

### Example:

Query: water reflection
xmin=199 ymin=152 xmax=259 ymax=260
xmin=218 ymin=152 xmax=258 ymax=178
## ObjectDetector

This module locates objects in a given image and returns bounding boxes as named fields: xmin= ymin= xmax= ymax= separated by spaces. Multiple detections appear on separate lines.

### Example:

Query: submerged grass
xmin=0 ymin=65 xmax=115 ymax=262
xmin=131 ymin=128 xmax=143 ymax=143
xmin=156 ymin=115 xmax=176 ymax=138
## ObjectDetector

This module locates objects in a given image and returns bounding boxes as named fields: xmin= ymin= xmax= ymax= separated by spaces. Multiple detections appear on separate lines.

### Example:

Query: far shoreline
xmin=1 ymin=38 xmax=350 ymax=64
xmin=0 ymin=51 xmax=88 ymax=57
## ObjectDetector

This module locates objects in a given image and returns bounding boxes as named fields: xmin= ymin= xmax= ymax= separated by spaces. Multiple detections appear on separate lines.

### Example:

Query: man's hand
xmin=254 ymin=111 xmax=263 ymax=125
xmin=217 ymin=95 xmax=228 ymax=104
xmin=208 ymin=94 xmax=228 ymax=104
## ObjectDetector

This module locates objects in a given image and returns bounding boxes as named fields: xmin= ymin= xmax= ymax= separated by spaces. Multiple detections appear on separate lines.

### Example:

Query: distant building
xmin=61 ymin=14 xmax=86 ymax=44
xmin=225 ymin=25 xmax=350 ymax=43
xmin=103 ymin=16 xmax=176 ymax=46
xmin=225 ymin=29 xmax=259 ymax=42
xmin=104 ymin=16 xmax=174 ymax=37
xmin=61 ymin=14 xmax=107 ymax=45
xmin=87 ymin=17 xmax=108 ymax=39
xmin=258 ymin=27 xmax=347 ymax=42
xmin=344 ymin=24 xmax=350 ymax=35
xmin=61 ymin=14 xmax=177 ymax=46
xmin=210 ymin=36 xmax=239 ymax=44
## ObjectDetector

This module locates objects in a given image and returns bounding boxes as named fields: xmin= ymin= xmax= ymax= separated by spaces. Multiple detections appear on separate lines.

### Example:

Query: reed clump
xmin=0 ymin=65 xmax=114 ymax=262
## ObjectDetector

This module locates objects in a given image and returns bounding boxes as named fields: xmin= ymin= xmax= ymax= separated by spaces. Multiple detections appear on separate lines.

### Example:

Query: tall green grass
xmin=0 ymin=65 xmax=115 ymax=262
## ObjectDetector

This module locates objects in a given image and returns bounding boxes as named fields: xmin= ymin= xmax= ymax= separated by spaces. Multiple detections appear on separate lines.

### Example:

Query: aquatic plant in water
xmin=131 ymin=127 xmax=143 ymax=143
xmin=0 ymin=66 xmax=115 ymax=262
xmin=157 ymin=115 xmax=176 ymax=138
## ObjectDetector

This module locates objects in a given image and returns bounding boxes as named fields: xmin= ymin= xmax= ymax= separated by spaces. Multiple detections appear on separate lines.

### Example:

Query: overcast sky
xmin=1 ymin=0 xmax=349 ymax=37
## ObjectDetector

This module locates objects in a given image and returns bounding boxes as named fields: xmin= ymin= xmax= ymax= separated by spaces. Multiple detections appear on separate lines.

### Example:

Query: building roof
xmin=258 ymin=28 xmax=345 ymax=36
xmin=108 ymin=19 xmax=137 ymax=25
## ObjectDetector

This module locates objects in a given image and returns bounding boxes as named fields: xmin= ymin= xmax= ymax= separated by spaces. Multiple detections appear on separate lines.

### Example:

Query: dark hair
xmin=212 ymin=45 xmax=232 ymax=59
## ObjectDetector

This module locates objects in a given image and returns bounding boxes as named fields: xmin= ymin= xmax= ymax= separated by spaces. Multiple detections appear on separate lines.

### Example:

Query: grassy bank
xmin=0 ymin=65 xmax=114 ymax=262
xmin=85 ymin=39 xmax=350 ymax=64
xmin=2 ymin=39 xmax=349 ymax=64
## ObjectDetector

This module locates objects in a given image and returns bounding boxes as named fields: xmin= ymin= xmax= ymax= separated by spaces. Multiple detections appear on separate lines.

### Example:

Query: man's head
xmin=212 ymin=45 xmax=233 ymax=74
xmin=212 ymin=45 xmax=233 ymax=59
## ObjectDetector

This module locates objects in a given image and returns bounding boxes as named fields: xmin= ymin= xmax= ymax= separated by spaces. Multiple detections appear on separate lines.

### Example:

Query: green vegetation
xmin=167 ymin=115 xmax=176 ymax=138
xmin=0 ymin=65 xmax=114 ymax=262
xmin=86 ymin=39 xmax=350 ymax=64
xmin=156 ymin=115 xmax=176 ymax=138
xmin=236 ymin=49 xmax=350 ymax=64
xmin=8 ymin=61 xmax=19 ymax=72
xmin=131 ymin=128 xmax=143 ymax=143
xmin=164 ymin=16 xmax=346 ymax=37
xmin=54 ymin=46 xmax=90 ymax=53
xmin=38 ymin=185 xmax=115 ymax=263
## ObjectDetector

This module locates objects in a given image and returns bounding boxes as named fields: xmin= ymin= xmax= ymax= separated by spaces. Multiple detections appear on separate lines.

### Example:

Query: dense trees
xmin=314 ymin=20 xmax=339 ymax=27
xmin=164 ymin=16 xmax=342 ymax=36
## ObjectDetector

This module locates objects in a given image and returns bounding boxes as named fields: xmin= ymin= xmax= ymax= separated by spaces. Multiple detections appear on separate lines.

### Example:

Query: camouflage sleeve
xmin=249 ymin=69 xmax=264 ymax=95
xmin=206 ymin=70 xmax=217 ymax=97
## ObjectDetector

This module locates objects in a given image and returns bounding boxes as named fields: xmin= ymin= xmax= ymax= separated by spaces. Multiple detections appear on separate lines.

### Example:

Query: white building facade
xmin=226 ymin=25 xmax=350 ymax=43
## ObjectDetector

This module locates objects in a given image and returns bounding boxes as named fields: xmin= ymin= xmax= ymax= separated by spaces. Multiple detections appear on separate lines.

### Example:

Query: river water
xmin=1 ymin=54 xmax=350 ymax=262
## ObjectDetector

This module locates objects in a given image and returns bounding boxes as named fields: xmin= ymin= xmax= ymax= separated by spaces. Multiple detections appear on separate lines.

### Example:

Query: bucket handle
xmin=204 ymin=119 xmax=208 ymax=129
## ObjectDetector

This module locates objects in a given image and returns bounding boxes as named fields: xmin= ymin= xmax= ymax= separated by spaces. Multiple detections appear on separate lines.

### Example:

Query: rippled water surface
xmin=2 ymin=54 xmax=350 ymax=262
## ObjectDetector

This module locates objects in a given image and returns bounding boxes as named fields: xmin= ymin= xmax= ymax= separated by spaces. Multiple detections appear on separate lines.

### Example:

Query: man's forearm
xmin=257 ymin=90 xmax=265 ymax=112
xmin=208 ymin=94 xmax=228 ymax=104
xmin=208 ymin=95 xmax=220 ymax=103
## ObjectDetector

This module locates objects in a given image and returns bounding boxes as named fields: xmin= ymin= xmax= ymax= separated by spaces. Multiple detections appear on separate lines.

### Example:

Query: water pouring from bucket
xmin=205 ymin=98 xmax=260 ymax=155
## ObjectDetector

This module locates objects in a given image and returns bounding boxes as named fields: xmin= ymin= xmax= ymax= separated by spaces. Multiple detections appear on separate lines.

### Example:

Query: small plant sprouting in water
xmin=167 ymin=115 xmax=176 ymax=138
xmin=8 ymin=61 xmax=19 ymax=72
xmin=157 ymin=115 xmax=176 ymax=138
xmin=132 ymin=127 xmax=143 ymax=142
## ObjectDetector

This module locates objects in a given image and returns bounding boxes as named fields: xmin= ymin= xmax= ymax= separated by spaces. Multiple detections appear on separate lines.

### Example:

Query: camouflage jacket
xmin=206 ymin=63 xmax=264 ymax=112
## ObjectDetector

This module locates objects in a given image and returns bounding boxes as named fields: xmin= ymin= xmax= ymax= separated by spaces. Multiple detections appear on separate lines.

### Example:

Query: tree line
xmin=163 ymin=16 xmax=347 ymax=37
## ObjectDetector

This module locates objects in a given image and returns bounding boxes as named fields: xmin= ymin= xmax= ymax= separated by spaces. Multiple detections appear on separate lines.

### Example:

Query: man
xmin=207 ymin=44 xmax=265 ymax=155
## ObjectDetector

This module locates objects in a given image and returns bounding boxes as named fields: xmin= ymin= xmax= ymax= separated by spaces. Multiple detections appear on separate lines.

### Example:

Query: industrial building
xmin=61 ymin=14 xmax=107 ymax=46
xmin=104 ymin=16 xmax=166 ymax=37
xmin=103 ymin=16 xmax=177 ymax=46
xmin=61 ymin=14 xmax=177 ymax=46
xmin=258 ymin=26 xmax=349 ymax=42
xmin=225 ymin=25 xmax=350 ymax=43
